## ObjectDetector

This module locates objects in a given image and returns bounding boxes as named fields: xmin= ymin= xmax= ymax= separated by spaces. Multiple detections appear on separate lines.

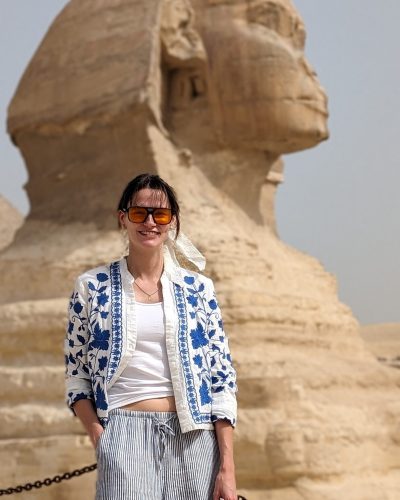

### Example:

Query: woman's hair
xmin=117 ymin=173 xmax=180 ymax=237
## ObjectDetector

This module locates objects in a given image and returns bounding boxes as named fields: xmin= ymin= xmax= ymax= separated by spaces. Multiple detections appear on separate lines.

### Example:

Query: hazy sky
xmin=0 ymin=1 xmax=399 ymax=325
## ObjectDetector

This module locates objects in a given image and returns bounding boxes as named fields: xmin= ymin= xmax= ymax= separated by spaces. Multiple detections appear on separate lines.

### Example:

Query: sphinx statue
xmin=2 ymin=1 xmax=400 ymax=498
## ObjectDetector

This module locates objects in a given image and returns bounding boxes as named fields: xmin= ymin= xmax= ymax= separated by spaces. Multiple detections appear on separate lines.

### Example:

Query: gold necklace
xmin=134 ymin=280 xmax=160 ymax=301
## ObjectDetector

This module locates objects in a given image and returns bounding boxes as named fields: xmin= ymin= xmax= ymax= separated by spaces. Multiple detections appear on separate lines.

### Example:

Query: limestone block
xmin=0 ymin=436 xmax=95 ymax=499
xmin=0 ymin=300 xmax=67 ymax=360
xmin=0 ymin=405 xmax=81 ymax=440
xmin=0 ymin=366 xmax=64 ymax=403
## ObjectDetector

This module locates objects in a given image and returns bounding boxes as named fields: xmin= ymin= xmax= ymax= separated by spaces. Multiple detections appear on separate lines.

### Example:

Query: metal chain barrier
xmin=0 ymin=462 xmax=247 ymax=498
xmin=0 ymin=463 xmax=97 ymax=496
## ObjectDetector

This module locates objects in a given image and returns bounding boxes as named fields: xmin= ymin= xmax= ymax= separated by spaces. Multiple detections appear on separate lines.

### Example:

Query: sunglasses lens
xmin=128 ymin=207 xmax=148 ymax=223
xmin=127 ymin=207 xmax=172 ymax=224
xmin=153 ymin=209 xmax=172 ymax=224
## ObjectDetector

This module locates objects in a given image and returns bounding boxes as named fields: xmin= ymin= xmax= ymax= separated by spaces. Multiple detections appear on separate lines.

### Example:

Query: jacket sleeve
xmin=206 ymin=279 xmax=238 ymax=427
xmin=64 ymin=276 xmax=94 ymax=414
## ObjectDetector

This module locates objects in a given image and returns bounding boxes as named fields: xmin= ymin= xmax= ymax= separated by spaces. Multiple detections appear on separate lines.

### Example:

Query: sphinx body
xmin=2 ymin=1 xmax=400 ymax=498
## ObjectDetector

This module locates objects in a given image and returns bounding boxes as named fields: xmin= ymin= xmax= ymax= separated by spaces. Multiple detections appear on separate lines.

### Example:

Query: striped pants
xmin=95 ymin=409 xmax=220 ymax=500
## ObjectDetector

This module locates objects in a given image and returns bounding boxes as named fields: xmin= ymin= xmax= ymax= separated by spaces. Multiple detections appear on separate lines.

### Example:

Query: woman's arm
xmin=65 ymin=277 xmax=99 ymax=449
xmin=65 ymin=278 xmax=94 ymax=411
xmin=73 ymin=399 xmax=103 ymax=449
xmin=206 ymin=278 xmax=238 ymax=425
xmin=213 ymin=419 xmax=237 ymax=500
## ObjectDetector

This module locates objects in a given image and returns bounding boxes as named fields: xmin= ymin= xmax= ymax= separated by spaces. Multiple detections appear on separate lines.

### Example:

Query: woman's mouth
xmin=138 ymin=230 xmax=160 ymax=236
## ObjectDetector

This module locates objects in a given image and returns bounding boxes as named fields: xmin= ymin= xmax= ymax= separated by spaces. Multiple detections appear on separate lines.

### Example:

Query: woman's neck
xmin=126 ymin=247 xmax=164 ymax=281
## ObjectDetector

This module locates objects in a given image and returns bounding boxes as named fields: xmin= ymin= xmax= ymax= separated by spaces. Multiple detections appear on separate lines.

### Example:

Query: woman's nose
xmin=143 ymin=213 xmax=156 ymax=225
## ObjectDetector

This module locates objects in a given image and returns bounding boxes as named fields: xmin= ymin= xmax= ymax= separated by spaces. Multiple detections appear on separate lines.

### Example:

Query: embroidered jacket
xmin=64 ymin=255 xmax=237 ymax=433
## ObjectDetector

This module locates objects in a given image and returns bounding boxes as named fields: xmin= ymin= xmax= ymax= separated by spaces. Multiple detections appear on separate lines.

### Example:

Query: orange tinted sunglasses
xmin=122 ymin=206 xmax=172 ymax=225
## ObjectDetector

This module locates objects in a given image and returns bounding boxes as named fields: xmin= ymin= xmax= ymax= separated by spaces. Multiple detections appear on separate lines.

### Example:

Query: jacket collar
xmin=118 ymin=248 xmax=185 ymax=288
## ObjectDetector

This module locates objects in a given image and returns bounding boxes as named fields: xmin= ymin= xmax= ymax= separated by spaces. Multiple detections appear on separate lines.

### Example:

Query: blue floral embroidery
xmin=211 ymin=415 xmax=236 ymax=425
xmin=182 ymin=273 xmax=237 ymax=417
xmin=97 ymin=273 xmax=109 ymax=282
xmin=208 ymin=299 xmax=217 ymax=310
xmin=190 ymin=322 xmax=208 ymax=349
xmin=66 ymin=288 xmax=91 ymax=379
xmin=107 ymin=261 xmax=123 ymax=383
xmin=69 ymin=391 xmax=92 ymax=405
xmin=89 ymin=323 xmax=110 ymax=351
xmin=97 ymin=293 xmax=109 ymax=307
xmin=199 ymin=379 xmax=212 ymax=405
xmin=98 ymin=356 xmax=108 ymax=371
xmin=73 ymin=301 xmax=83 ymax=314
xmin=95 ymin=384 xmax=108 ymax=411
xmin=175 ymin=282 xmax=209 ymax=423
xmin=65 ymin=269 xmax=113 ymax=413
xmin=85 ymin=273 xmax=111 ymax=388
xmin=193 ymin=354 xmax=203 ymax=368
xmin=175 ymin=272 xmax=237 ymax=424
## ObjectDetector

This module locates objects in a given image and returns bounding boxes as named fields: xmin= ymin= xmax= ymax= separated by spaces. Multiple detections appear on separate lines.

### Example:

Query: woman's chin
xmin=131 ymin=237 xmax=165 ymax=251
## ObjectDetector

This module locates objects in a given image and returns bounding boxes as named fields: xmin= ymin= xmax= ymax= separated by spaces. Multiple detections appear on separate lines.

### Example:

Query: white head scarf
xmin=164 ymin=229 xmax=206 ymax=271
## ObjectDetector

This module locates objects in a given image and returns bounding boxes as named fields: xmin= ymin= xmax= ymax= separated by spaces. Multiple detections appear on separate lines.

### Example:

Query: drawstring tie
xmin=153 ymin=417 xmax=176 ymax=462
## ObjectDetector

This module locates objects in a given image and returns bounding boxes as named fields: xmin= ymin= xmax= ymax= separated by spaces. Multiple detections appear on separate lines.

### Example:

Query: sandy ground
xmin=360 ymin=323 xmax=400 ymax=366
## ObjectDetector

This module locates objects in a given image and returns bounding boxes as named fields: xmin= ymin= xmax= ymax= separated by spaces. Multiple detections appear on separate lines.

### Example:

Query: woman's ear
xmin=169 ymin=214 xmax=177 ymax=230
xmin=118 ymin=210 xmax=127 ymax=230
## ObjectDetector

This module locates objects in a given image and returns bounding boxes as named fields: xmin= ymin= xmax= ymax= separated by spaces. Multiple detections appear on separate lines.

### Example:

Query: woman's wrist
xmin=89 ymin=421 xmax=103 ymax=433
xmin=89 ymin=422 xmax=104 ymax=448
xmin=219 ymin=456 xmax=235 ymax=472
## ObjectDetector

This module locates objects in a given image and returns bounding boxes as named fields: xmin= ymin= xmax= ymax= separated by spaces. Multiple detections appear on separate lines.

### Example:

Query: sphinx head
xmin=167 ymin=0 xmax=329 ymax=153
xmin=7 ymin=0 xmax=328 ymax=228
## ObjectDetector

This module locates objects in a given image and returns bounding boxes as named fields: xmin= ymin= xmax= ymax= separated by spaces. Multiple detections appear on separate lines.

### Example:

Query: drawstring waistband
xmin=108 ymin=409 xmax=178 ymax=463
xmin=153 ymin=415 xmax=176 ymax=463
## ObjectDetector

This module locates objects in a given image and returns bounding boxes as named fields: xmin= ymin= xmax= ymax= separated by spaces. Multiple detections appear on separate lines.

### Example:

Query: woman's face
xmin=119 ymin=188 xmax=174 ymax=252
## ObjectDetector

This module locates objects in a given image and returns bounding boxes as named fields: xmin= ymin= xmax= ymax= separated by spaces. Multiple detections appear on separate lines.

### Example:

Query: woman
xmin=65 ymin=173 xmax=238 ymax=500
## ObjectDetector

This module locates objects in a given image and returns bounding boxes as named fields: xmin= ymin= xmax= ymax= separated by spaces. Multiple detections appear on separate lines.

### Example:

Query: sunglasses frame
xmin=122 ymin=206 xmax=173 ymax=225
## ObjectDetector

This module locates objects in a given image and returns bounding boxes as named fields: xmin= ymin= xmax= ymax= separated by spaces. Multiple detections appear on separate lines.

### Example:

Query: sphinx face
xmin=194 ymin=0 xmax=329 ymax=153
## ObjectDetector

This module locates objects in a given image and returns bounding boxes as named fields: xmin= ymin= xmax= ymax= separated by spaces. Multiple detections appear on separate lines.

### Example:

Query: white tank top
xmin=107 ymin=301 xmax=174 ymax=411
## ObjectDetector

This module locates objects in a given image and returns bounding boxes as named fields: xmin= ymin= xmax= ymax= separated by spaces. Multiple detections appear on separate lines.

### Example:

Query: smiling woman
xmin=64 ymin=173 xmax=238 ymax=500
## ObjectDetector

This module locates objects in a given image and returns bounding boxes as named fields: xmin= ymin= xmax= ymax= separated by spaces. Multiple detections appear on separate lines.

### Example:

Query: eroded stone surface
xmin=0 ymin=195 xmax=23 ymax=251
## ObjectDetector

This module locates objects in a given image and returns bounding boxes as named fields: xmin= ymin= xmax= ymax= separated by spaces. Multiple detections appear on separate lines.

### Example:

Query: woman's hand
xmin=72 ymin=399 xmax=104 ymax=449
xmin=212 ymin=465 xmax=237 ymax=500
xmin=90 ymin=422 xmax=104 ymax=449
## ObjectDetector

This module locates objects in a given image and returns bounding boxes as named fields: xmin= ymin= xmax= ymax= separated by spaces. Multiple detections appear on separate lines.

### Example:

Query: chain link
xmin=0 ymin=463 xmax=97 ymax=496
xmin=0 ymin=463 xmax=247 ymax=498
